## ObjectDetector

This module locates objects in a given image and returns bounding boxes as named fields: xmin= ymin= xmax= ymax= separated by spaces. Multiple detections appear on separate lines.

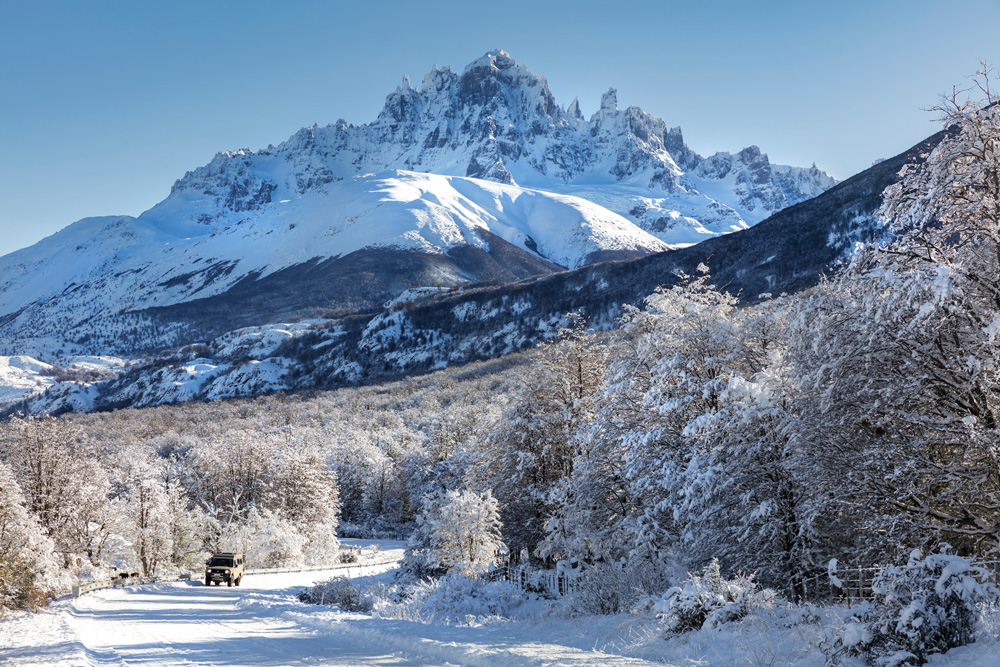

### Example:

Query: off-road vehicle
xmin=205 ymin=552 xmax=245 ymax=587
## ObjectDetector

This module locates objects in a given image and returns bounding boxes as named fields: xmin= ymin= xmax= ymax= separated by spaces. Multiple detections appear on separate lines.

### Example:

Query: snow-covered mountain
xmin=0 ymin=48 xmax=836 ymax=396
xmin=158 ymin=50 xmax=834 ymax=246
xmin=7 ymin=128 xmax=941 ymax=416
xmin=0 ymin=170 xmax=667 ymax=358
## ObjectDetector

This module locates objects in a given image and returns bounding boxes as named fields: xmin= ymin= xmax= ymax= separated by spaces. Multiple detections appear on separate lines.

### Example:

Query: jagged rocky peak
xmin=420 ymin=65 xmax=457 ymax=95
xmin=456 ymin=51 xmax=559 ymax=124
xmin=459 ymin=49 xmax=552 ymax=98
xmin=152 ymin=49 xmax=836 ymax=241
xmin=600 ymin=87 xmax=618 ymax=112
xmin=462 ymin=48 xmax=516 ymax=72
xmin=375 ymin=50 xmax=558 ymax=127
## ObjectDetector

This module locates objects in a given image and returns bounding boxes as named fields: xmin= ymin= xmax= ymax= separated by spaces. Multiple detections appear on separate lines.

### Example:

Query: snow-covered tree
xmin=795 ymin=67 xmax=1000 ymax=558
xmin=484 ymin=315 xmax=603 ymax=556
xmin=614 ymin=267 xmax=752 ymax=561
xmin=185 ymin=431 xmax=278 ymax=526
xmin=407 ymin=489 xmax=505 ymax=577
xmin=214 ymin=506 xmax=307 ymax=568
xmin=327 ymin=432 xmax=383 ymax=524
xmin=670 ymin=298 xmax=828 ymax=596
xmin=0 ymin=416 xmax=111 ymax=564
xmin=360 ymin=452 xmax=406 ymax=527
xmin=540 ymin=304 xmax=670 ymax=564
xmin=268 ymin=447 xmax=341 ymax=565
xmin=0 ymin=462 xmax=58 ymax=610
xmin=163 ymin=478 xmax=211 ymax=571
xmin=112 ymin=446 xmax=173 ymax=576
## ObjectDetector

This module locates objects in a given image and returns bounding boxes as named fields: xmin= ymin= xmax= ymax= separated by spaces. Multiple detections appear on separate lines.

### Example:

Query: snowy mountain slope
xmin=0 ymin=171 xmax=666 ymax=359
xmin=0 ymin=354 xmax=125 ymax=410
xmin=0 ymin=356 xmax=55 ymax=404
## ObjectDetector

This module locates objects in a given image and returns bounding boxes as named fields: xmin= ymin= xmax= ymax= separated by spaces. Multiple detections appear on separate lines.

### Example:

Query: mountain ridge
xmin=0 ymin=50 xmax=833 ymax=363
xmin=0 ymin=49 xmax=849 ymax=410
xmin=6 ymin=129 xmax=944 ymax=415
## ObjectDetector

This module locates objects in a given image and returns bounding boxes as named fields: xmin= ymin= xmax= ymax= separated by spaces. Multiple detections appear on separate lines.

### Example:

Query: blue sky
xmin=1 ymin=0 xmax=997 ymax=257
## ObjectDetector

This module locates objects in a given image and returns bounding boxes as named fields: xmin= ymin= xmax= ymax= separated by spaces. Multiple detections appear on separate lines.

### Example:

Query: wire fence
xmin=795 ymin=558 xmax=1000 ymax=606
xmin=797 ymin=566 xmax=879 ymax=606
xmin=485 ymin=556 xmax=1000 ymax=605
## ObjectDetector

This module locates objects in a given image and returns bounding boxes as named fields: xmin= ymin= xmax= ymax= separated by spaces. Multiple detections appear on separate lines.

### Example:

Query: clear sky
xmin=1 ymin=0 xmax=997 ymax=257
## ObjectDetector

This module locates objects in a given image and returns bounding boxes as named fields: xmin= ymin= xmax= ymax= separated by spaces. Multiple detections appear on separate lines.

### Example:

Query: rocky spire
xmin=601 ymin=88 xmax=618 ymax=112
xmin=567 ymin=97 xmax=584 ymax=121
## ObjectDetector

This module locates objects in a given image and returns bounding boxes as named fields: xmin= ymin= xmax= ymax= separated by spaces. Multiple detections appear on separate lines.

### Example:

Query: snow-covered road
xmin=0 ymin=550 xmax=664 ymax=667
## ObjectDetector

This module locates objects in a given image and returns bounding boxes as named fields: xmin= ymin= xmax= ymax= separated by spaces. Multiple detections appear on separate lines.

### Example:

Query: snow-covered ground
xmin=0 ymin=354 xmax=127 ymax=406
xmin=0 ymin=356 xmax=55 ymax=404
xmin=0 ymin=546 xmax=657 ymax=667
xmin=2 ymin=540 xmax=998 ymax=667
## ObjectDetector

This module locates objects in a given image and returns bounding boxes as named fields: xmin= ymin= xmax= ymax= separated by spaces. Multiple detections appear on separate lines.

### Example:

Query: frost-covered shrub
xmin=655 ymin=559 xmax=772 ymax=632
xmin=0 ymin=558 xmax=44 ymax=612
xmin=298 ymin=576 xmax=372 ymax=613
xmin=826 ymin=547 xmax=998 ymax=666
xmin=300 ymin=521 xmax=341 ymax=567
xmin=336 ymin=523 xmax=370 ymax=539
xmin=573 ymin=559 xmax=675 ymax=615
xmin=353 ymin=573 xmax=526 ymax=624
xmin=362 ymin=580 xmax=432 ymax=622
xmin=411 ymin=572 xmax=527 ymax=623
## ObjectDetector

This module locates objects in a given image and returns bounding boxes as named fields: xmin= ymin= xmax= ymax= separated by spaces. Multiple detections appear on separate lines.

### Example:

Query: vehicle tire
xmin=205 ymin=576 xmax=211 ymax=586
xmin=227 ymin=578 xmax=232 ymax=587
xmin=235 ymin=576 xmax=241 ymax=586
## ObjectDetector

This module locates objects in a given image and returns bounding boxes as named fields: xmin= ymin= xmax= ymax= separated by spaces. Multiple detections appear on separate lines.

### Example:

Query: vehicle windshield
xmin=209 ymin=558 xmax=234 ymax=567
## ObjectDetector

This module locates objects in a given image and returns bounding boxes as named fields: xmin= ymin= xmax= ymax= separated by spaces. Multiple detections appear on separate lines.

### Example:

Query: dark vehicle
xmin=205 ymin=552 xmax=245 ymax=587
